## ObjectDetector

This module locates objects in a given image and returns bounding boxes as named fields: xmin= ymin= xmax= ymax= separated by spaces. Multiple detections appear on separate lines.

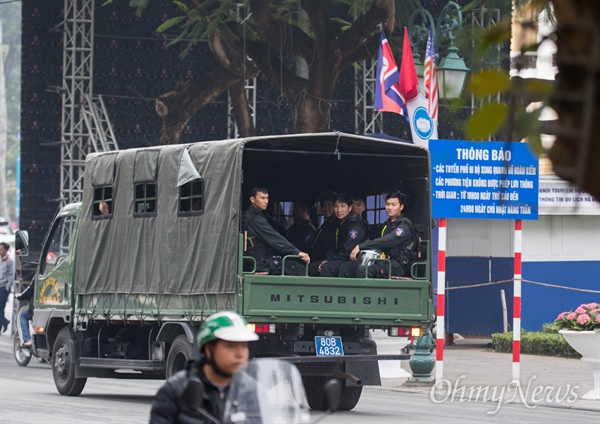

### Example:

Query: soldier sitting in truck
xmin=309 ymin=190 xmax=337 ymax=262
xmin=242 ymin=185 xmax=310 ymax=275
xmin=308 ymin=193 xmax=369 ymax=277
xmin=342 ymin=191 xmax=419 ymax=279
xmin=285 ymin=200 xmax=317 ymax=253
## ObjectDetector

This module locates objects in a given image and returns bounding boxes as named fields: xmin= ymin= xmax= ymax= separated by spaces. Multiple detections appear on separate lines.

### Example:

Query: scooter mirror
xmin=183 ymin=376 xmax=205 ymax=411
xmin=15 ymin=230 xmax=29 ymax=256
xmin=323 ymin=379 xmax=342 ymax=412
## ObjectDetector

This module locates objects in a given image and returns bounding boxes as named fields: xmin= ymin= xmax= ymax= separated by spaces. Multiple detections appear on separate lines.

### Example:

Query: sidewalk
xmin=379 ymin=337 xmax=600 ymax=412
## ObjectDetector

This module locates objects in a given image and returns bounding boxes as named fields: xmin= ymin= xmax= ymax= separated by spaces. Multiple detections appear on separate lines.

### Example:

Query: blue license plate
xmin=314 ymin=336 xmax=344 ymax=357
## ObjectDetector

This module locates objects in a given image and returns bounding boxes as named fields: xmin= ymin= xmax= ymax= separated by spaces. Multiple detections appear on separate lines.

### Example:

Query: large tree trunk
xmin=548 ymin=0 xmax=600 ymax=201
xmin=154 ymin=0 xmax=393 ymax=142
xmin=229 ymin=80 xmax=256 ymax=138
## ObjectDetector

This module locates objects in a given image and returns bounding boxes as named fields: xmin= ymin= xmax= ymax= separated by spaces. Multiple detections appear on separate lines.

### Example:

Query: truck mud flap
xmin=288 ymin=354 xmax=406 ymax=386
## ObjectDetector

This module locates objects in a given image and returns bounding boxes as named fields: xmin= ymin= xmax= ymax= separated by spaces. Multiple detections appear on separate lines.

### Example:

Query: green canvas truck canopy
xmin=75 ymin=133 xmax=430 ymax=303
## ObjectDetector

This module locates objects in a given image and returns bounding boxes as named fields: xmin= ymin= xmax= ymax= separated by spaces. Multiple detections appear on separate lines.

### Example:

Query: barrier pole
xmin=435 ymin=217 xmax=447 ymax=382
xmin=512 ymin=219 xmax=522 ymax=381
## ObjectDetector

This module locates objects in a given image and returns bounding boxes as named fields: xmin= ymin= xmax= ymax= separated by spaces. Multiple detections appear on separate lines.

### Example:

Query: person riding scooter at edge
xmin=149 ymin=311 xmax=259 ymax=424
xmin=14 ymin=278 xmax=35 ymax=348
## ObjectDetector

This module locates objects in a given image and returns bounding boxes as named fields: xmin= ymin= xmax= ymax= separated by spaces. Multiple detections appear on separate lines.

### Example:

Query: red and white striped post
xmin=512 ymin=220 xmax=522 ymax=381
xmin=435 ymin=217 xmax=447 ymax=382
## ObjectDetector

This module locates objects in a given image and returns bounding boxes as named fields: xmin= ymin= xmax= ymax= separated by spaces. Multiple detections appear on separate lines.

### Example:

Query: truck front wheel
xmin=52 ymin=328 xmax=87 ymax=396
xmin=166 ymin=335 xmax=193 ymax=378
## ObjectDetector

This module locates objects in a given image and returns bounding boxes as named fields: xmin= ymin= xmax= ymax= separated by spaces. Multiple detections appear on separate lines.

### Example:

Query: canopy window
xmin=134 ymin=150 xmax=160 ymax=217
xmin=91 ymin=152 xmax=118 ymax=219
xmin=177 ymin=148 xmax=204 ymax=216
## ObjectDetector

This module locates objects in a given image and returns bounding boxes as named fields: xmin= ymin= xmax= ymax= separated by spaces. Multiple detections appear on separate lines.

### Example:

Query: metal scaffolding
xmin=470 ymin=8 xmax=502 ymax=113
xmin=61 ymin=0 xmax=118 ymax=205
xmin=355 ymin=58 xmax=383 ymax=135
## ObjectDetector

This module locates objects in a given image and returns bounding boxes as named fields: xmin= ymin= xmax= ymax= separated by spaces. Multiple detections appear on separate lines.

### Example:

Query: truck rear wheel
xmin=338 ymin=384 xmax=363 ymax=411
xmin=303 ymin=376 xmax=328 ymax=411
xmin=166 ymin=335 xmax=193 ymax=378
xmin=303 ymin=377 xmax=363 ymax=411
xmin=52 ymin=328 xmax=87 ymax=396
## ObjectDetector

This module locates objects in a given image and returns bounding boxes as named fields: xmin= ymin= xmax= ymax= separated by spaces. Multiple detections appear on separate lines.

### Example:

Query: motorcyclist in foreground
xmin=150 ymin=311 xmax=259 ymax=424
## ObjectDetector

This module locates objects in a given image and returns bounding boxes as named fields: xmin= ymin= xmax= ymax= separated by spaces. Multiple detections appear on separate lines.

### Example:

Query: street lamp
xmin=408 ymin=1 xmax=469 ymax=100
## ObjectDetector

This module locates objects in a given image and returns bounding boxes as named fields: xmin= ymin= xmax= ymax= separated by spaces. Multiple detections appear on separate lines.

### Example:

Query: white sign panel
xmin=539 ymin=177 xmax=600 ymax=215
xmin=406 ymin=94 xmax=438 ymax=148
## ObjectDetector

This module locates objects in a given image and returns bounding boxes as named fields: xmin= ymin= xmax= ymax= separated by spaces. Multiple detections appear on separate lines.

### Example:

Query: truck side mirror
xmin=15 ymin=230 xmax=29 ymax=256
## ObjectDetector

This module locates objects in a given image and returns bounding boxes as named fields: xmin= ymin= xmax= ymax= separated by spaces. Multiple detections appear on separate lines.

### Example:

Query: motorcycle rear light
xmin=34 ymin=326 xmax=45 ymax=335
xmin=388 ymin=326 xmax=421 ymax=337
xmin=248 ymin=323 xmax=275 ymax=334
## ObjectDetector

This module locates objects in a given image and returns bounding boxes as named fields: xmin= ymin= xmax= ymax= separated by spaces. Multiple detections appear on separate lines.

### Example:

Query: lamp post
xmin=408 ymin=1 xmax=469 ymax=100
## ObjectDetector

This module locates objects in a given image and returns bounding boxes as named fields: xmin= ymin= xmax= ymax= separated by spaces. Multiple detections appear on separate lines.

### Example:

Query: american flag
xmin=424 ymin=27 xmax=438 ymax=122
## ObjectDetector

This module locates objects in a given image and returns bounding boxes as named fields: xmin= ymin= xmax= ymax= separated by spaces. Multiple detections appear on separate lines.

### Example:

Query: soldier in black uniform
xmin=340 ymin=191 xmax=418 ymax=278
xmin=242 ymin=185 xmax=310 ymax=274
xmin=309 ymin=193 xmax=369 ymax=277
xmin=286 ymin=200 xmax=317 ymax=252
xmin=351 ymin=193 xmax=371 ymax=238
xmin=309 ymin=191 xmax=337 ymax=261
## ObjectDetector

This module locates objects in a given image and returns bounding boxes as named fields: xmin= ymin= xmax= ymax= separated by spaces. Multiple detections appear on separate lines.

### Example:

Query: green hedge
xmin=491 ymin=330 xmax=581 ymax=358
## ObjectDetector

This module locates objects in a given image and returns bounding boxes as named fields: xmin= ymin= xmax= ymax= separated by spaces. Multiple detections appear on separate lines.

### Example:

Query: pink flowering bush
xmin=553 ymin=302 xmax=600 ymax=332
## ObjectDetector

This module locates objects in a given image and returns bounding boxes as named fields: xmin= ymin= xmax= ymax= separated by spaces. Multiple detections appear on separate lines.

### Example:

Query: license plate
xmin=314 ymin=336 xmax=344 ymax=357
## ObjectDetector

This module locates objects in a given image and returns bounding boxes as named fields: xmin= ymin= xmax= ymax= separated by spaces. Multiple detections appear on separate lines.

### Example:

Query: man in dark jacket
xmin=341 ymin=191 xmax=419 ymax=278
xmin=242 ymin=185 xmax=310 ymax=275
xmin=286 ymin=200 xmax=317 ymax=252
xmin=309 ymin=191 xmax=337 ymax=262
xmin=150 ymin=311 xmax=259 ymax=424
xmin=309 ymin=193 xmax=369 ymax=277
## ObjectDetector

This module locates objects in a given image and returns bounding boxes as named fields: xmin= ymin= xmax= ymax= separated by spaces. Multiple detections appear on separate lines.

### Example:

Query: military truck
xmin=16 ymin=132 xmax=433 ymax=410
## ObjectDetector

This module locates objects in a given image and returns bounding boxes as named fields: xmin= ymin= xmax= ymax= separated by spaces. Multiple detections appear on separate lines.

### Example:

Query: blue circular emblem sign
xmin=412 ymin=106 xmax=434 ymax=140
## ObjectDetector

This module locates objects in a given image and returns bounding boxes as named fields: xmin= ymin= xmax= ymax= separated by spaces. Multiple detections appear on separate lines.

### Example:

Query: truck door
xmin=37 ymin=215 xmax=77 ymax=309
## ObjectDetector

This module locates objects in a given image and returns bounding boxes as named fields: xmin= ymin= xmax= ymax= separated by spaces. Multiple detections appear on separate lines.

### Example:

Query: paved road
xmin=2 ymin=295 xmax=599 ymax=422
xmin=2 ymin=331 xmax=600 ymax=423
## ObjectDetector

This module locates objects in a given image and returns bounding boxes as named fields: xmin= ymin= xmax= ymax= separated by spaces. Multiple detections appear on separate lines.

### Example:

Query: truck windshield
xmin=40 ymin=215 xmax=77 ymax=275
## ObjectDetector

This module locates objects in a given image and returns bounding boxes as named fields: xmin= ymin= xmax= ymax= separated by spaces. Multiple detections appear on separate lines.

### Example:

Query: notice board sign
xmin=430 ymin=140 xmax=539 ymax=219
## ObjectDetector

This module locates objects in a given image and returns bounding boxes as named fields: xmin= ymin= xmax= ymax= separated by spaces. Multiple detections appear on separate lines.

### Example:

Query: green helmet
xmin=198 ymin=311 xmax=259 ymax=349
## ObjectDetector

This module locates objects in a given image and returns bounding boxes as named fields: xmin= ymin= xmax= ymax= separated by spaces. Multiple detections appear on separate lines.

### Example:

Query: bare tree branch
xmin=332 ymin=0 xmax=392 ymax=60
xmin=156 ymin=67 xmax=253 ymax=144
xmin=245 ymin=41 xmax=306 ymax=101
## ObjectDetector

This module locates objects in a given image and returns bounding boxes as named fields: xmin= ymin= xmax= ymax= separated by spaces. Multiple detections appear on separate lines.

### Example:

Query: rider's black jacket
xmin=150 ymin=361 xmax=261 ymax=424
xmin=150 ymin=365 xmax=227 ymax=424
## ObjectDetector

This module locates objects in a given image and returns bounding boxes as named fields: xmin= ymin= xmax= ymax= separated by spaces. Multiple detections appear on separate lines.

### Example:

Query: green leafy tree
xmin=119 ymin=0 xmax=405 ymax=144
xmin=466 ymin=0 xmax=600 ymax=202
